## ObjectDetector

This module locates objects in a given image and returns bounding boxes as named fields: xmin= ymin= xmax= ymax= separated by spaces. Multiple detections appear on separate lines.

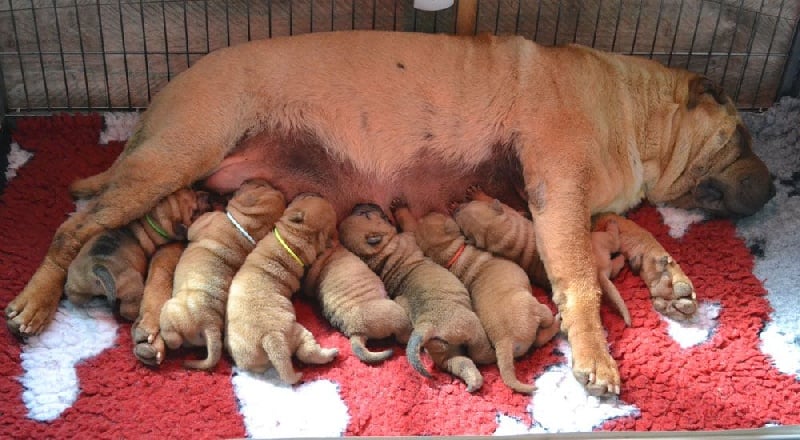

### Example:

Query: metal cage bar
xmin=0 ymin=0 xmax=798 ymax=115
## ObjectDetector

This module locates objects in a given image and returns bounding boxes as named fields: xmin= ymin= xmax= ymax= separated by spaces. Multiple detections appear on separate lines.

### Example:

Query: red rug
xmin=1 ymin=114 xmax=799 ymax=438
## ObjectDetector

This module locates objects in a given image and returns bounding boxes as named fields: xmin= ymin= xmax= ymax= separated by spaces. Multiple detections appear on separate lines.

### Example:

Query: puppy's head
xmin=415 ymin=212 xmax=464 ymax=252
xmin=452 ymin=199 xmax=506 ymax=248
xmin=280 ymin=193 xmax=338 ymax=248
xmin=338 ymin=203 xmax=397 ymax=257
xmin=227 ymin=179 xmax=287 ymax=227
xmin=649 ymin=74 xmax=775 ymax=218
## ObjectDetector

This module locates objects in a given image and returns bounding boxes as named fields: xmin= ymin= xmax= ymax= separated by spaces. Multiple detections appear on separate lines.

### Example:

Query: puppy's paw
xmin=5 ymin=292 xmax=60 ymax=337
xmin=464 ymin=184 xmax=485 ymax=201
xmin=132 ymin=319 xmax=166 ymax=366
xmin=389 ymin=198 xmax=408 ymax=212
xmin=569 ymin=330 xmax=621 ymax=396
xmin=643 ymin=255 xmax=697 ymax=321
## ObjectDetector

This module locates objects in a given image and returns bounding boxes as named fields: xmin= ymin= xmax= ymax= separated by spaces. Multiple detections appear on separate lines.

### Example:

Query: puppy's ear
xmin=491 ymin=199 xmax=504 ymax=214
xmin=444 ymin=218 xmax=461 ymax=235
xmin=288 ymin=210 xmax=305 ymax=223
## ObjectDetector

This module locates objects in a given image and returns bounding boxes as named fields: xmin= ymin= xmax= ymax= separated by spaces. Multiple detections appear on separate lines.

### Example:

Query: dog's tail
xmin=406 ymin=324 xmax=435 ymax=378
xmin=350 ymin=334 xmax=394 ymax=363
xmin=92 ymin=264 xmax=117 ymax=302
xmin=184 ymin=326 xmax=223 ymax=371
xmin=494 ymin=339 xmax=535 ymax=394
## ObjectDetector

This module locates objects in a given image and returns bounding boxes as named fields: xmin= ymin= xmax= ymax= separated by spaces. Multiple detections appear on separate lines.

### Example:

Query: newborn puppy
xmin=158 ymin=180 xmax=286 ymax=370
xmin=393 ymin=203 xmax=560 ymax=394
xmin=453 ymin=192 xmax=631 ymax=325
xmin=65 ymin=188 xmax=209 ymax=321
xmin=226 ymin=193 xmax=339 ymax=384
xmin=303 ymin=244 xmax=412 ymax=363
xmin=132 ymin=242 xmax=185 ymax=366
xmin=591 ymin=218 xmax=631 ymax=326
xmin=338 ymin=203 xmax=494 ymax=392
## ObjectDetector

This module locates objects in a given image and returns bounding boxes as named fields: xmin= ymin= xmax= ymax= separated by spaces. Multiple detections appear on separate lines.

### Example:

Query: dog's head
xmin=647 ymin=74 xmax=775 ymax=218
xmin=280 ymin=193 xmax=338 ymax=249
xmin=227 ymin=179 xmax=287 ymax=236
xmin=451 ymin=199 xmax=507 ymax=249
xmin=415 ymin=212 xmax=464 ymax=252
xmin=338 ymin=203 xmax=397 ymax=257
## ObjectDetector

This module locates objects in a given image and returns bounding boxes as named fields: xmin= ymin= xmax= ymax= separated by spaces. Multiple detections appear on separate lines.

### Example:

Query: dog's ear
xmin=491 ymin=199 xmax=504 ymax=214
xmin=688 ymin=76 xmax=727 ymax=109
xmin=288 ymin=210 xmax=305 ymax=223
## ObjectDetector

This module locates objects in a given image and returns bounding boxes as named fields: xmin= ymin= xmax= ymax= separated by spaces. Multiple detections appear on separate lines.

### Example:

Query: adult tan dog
xmin=5 ymin=30 xmax=775 ymax=396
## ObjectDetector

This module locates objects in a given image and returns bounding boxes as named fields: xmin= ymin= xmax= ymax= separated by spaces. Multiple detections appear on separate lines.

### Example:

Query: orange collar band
xmin=444 ymin=243 xmax=466 ymax=269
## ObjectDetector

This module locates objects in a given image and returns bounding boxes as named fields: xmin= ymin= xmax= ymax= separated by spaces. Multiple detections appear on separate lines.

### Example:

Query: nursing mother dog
xmin=5 ymin=30 xmax=774 ymax=396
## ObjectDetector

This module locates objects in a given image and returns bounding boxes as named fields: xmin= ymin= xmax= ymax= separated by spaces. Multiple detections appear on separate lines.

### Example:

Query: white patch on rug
xmin=760 ymin=323 xmax=800 ymax=376
xmin=19 ymin=299 xmax=118 ymax=422
xmin=99 ymin=112 xmax=140 ymax=144
xmin=663 ymin=301 xmax=720 ymax=349
xmin=657 ymin=206 xmax=706 ymax=239
xmin=5 ymin=142 xmax=33 ymax=181
xmin=232 ymin=368 xmax=350 ymax=438
xmin=494 ymin=337 xmax=638 ymax=434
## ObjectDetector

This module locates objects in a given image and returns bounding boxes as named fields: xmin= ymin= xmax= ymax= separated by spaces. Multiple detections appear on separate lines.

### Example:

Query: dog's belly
xmin=202 ymin=133 xmax=527 ymax=220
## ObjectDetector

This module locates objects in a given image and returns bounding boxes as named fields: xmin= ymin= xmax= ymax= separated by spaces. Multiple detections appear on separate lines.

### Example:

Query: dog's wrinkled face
xmin=338 ymin=204 xmax=397 ymax=257
xmin=451 ymin=199 xmax=506 ymax=249
xmin=415 ymin=212 xmax=463 ymax=251
xmin=650 ymin=75 xmax=775 ymax=217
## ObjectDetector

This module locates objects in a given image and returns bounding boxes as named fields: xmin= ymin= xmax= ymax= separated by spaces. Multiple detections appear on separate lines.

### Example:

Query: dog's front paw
xmin=132 ymin=319 xmax=166 ymax=366
xmin=643 ymin=255 xmax=697 ymax=321
xmin=464 ymin=184 xmax=485 ymax=201
xmin=569 ymin=330 xmax=621 ymax=396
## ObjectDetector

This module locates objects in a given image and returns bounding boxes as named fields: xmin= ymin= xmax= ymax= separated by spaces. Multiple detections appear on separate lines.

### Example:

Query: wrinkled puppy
xmin=132 ymin=242 xmax=185 ymax=366
xmin=158 ymin=180 xmax=286 ymax=370
xmin=453 ymin=194 xmax=632 ymax=325
xmin=591 ymin=218 xmax=631 ymax=326
xmin=65 ymin=188 xmax=208 ymax=321
xmin=393 ymin=203 xmax=560 ymax=394
xmin=226 ymin=193 xmax=339 ymax=384
xmin=338 ymin=203 xmax=494 ymax=392
xmin=303 ymin=244 xmax=412 ymax=363
xmin=593 ymin=213 xmax=696 ymax=321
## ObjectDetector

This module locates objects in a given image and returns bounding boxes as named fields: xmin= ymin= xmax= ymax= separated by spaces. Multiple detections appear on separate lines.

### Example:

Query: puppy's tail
xmin=406 ymin=324 xmax=434 ymax=378
xmin=184 ymin=326 xmax=223 ymax=371
xmin=351 ymin=335 xmax=394 ymax=363
xmin=494 ymin=339 xmax=534 ymax=394
xmin=600 ymin=276 xmax=632 ymax=326
xmin=92 ymin=264 xmax=117 ymax=302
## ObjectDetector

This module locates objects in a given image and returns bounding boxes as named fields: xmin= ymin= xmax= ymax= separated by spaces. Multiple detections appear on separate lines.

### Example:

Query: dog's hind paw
xmin=644 ymin=255 xmax=697 ymax=321
xmin=132 ymin=323 xmax=166 ymax=366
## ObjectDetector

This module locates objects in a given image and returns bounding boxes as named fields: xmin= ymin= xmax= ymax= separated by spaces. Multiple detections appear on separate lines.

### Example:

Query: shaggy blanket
xmin=0 ymin=98 xmax=799 ymax=438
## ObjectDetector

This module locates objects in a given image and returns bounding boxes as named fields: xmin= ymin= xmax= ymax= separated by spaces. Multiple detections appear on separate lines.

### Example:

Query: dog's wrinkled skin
xmin=394 ymin=203 xmax=560 ymax=393
xmin=64 ymin=188 xmax=209 ymax=321
xmin=158 ymin=180 xmax=286 ymax=370
xmin=132 ymin=242 xmax=185 ymax=366
xmin=225 ymin=194 xmax=338 ymax=384
xmin=303 ymin=244 xmax=412 ymax=363
xmin=339 ymin=204 xmax=494 ymax=392
xmin=453 ymin=194 xmax=632 ymax=326
xmin=6 ymin=31 xmax=775 ymax=395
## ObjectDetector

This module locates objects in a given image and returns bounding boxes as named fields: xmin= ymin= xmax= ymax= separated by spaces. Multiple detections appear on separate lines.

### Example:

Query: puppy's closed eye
xmin=366 ymin=234 xmax=383 ymax=245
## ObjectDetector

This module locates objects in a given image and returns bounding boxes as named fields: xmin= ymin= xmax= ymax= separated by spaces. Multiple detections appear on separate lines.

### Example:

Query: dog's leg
xmin=594 ymin=213 xmax=697 ymax=320
xmin=6 ymin=139 xmax=217 ymax=337
xmin=524 ymin=169 xmax=620 ymax=396
xmin=133 ymin=242 xmax=183 ymax=366
xmin=293 ymin=323 xmax=339 ymax=365
xmin=390 ymin=199 xmax=417 ymax=232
